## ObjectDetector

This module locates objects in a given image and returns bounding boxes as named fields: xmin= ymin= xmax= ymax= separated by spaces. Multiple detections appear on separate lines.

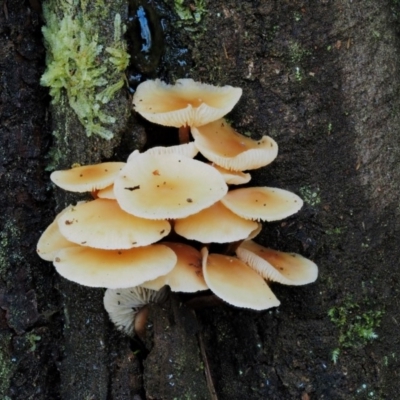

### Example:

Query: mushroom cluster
xmin=37 ymin=78 xmax=318 ymax=335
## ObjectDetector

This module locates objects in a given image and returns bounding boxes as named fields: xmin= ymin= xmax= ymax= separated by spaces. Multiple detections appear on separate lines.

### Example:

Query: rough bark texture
xmin=1 ymin=0 xmax=400 ymax=399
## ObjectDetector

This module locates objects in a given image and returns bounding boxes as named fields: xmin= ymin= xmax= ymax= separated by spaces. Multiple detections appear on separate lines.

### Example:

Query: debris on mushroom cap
xmin=57 ymin=199 xmax=171 ymax=249
xmin=236 ymin=240 xmax=318 ymax=286
xmin=50 ymin=162 xmax=126 ymax=192
xmin=97 ymin=184 xmax=115 ymax=199
xmin=221 ymin=187 xmax=303 ymax=221
xmin=175 ymin=201 xmax=259 ymax=243
xmin=53 ymin=244 xmax=177 ymax=288
xmin=211 ymin=164 xmax=251 ymax=185
xmin=141 ymin=243 xmax=208 ymax=292
xmin=132 ymin=78 xmax=242 ymax=127
xmin=114 ymin=152 xmax=228 ymax=219
xmin=37 ymin=204 xmax=77 ymax=261
xmin=201 ymin=248 xmax=280 ymax=310
xmin=104 ymin=286 xmax=168 ymax=336
xmin=191 ymin=119 xmax=278 ymax=171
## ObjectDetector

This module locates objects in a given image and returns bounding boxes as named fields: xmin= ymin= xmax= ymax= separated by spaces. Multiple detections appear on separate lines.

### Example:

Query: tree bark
xmin=1 ymin=0 xmax=400 ymax=399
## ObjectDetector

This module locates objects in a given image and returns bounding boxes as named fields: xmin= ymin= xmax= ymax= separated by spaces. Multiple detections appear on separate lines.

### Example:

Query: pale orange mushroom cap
xmin=211 ymin=164 xmax=251 ymax=185
xmin=191 ymin=119 xmax=278 ymax=171
xmin=132 ymin=79 xmax=242 ymax=127
xmin=221 ymin=187 xmax=303 ymax=221
xmin=50 ymin=162 xmax=126 ymax=192
xmin=53 ymin=244 xmax=177 ymax=289
xmin=57 ymin=199 xmax=170 ymax=249
xmin=236 ymin=240 xmax=318 ymax=286
xmin=175 ymin=201 xmax=259 ymax=243
xmin=141 ymin=242 xmax=208 ymax=292
xmin=114 ymin=152 xmax=228 ymax=219
xmin=201 ymin=248 xmax=280 ymax=310
xmin=37 ymin=204 xmax=77 ymax=261
xmin=127 ymin=143 xmax=198 ymax=162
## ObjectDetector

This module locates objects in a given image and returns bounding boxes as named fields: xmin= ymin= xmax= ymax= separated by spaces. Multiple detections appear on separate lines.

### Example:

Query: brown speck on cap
xmin=125 ymin=185 xmax=140 ymax=191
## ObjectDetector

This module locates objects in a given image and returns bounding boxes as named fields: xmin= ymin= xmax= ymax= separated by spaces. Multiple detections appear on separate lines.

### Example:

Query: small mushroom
xmin=53 ymin=244 xmax=177 ymax=288
xmin=191 ymin=119 xmax=278 ymax=171
xmin=175 ymin=201 xmax=259 ymax=243
xmin=51 ymin=162 xmax=126 ymax=192
xmin=141 ymin=242 xmax=208 ymax=292
xmin=221 ymin=187 xmax=303 ymax=221
xmin=236 ymin=240 xmax=318 ymax=285
xmin=57 ymin=198 xmax=171 ymax=249
xmin=211 ymin=164 xmax=251 ymax=185
xmin=114 ymin=152 xmax=228 ymax=219
xmin=37 ymin=204 xmax=78 ymax=261
xmin=201 ymin=248 xmax=280 ymax=310
xmin=103 ymin=286 xmax=168 ymax=337
xmin=132 ymin=78 xmax=242 ymax=128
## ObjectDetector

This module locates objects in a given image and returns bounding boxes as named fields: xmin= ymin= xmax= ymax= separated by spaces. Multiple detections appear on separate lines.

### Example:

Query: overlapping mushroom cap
xmin=133 ymin=78 xmax=242 ymax=127
xmin=114 ymin=152 xmax=228 ymax=219
xmin=192 ymin=119 xmax=278 ymax=171
xmin=201 ymin=248 xmax=280 ymax=310
xmin=51 ymin=162 xmax=125 ymax=192
xmin=38 ymin=78 xmax=318 ymax=319
xmin=236 ymin=240 xmax=318 ymax=286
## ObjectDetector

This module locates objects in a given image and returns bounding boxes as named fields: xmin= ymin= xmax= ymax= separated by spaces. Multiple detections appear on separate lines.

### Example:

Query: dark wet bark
xmin=1 ymin=0 xmax=400 ymax=399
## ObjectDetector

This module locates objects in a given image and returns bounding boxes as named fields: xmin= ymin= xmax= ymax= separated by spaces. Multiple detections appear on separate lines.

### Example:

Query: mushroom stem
xmin=134 ymin=305 xmax=149 ymax=341
xmin=224 ymin=239 xmax=244 ymax=255
xmin=91 ymin=189 xmax=99 ymax=199
xmin=178 ymin=125 xmax=190 ymax=144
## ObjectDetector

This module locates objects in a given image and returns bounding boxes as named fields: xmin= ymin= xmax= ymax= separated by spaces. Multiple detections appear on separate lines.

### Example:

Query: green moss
xmin=173 ymin=0 xmax=207 ymax=28
xmin=328 ymin=297 xmax=383 ymax=363
xmin=299 ymin=186 xmax=321 ymax=206
xmin=0 ymin=334 xmax=14 ymax=398
xmin=41 ymin=1 xmax=129 ymax=139
xmin=0 ymin=221 xmax=23 ymax=279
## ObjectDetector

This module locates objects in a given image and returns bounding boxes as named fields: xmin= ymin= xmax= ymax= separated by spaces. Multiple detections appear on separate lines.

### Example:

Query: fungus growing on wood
xmin=38 ymin=78 xmax=318 ymax=318
xmin=53 ymin=244 xmax=177 ymax=288
xmin=236 ymin=240 xmax=318 ymax=285
xmin=192 ymin=119 xmax=278 ymax=171
xmin=174 ymin=201 xmax=259 ymax=243
xmin=141 ymin=243 xmax=207 ymax=292
xmin=114 ymin=152 xmax=228 ymax=219
xmin=201 ymin=248 xmax=280 ymax=310
xmin=51 ymin=162 xmax=125 ymax=192
xmin=132 ymin=78 xmax=242 ymax=128
xmin=221 ymin=187 xmax=303 ymax=221
xmin=57 ymin=198 xmax=170 ymax=249
xmin=104 ymin=286 xmax=168 ymax=337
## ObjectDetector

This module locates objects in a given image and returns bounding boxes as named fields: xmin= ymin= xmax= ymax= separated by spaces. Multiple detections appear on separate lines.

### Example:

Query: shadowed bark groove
xmin=1 ymin=0 xmax=400 ymax=399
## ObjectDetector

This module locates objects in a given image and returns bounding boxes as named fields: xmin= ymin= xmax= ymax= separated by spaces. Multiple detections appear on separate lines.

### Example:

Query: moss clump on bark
xmin=41 ymin=0 xmax=129 ymax=139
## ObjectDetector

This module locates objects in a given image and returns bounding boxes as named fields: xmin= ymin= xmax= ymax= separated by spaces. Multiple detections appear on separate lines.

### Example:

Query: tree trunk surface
xmin=1 ymin=0 xmax=400 ymax=399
